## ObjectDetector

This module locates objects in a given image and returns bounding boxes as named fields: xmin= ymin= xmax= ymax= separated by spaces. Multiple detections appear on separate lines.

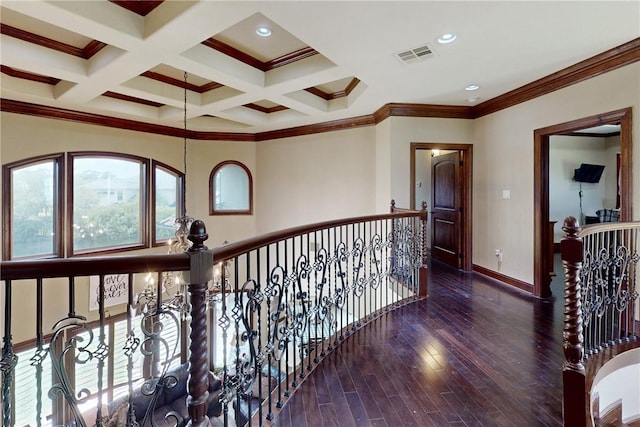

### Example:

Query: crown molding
xmin=374 ymin=103 xmax=473 ymax=123
xmin=141 ymin=71 xmax=223 ymax=94
xmin=564 ymin=131 xmax=621 ymax=138
xmin=83 ymin=40 xmax=108 ymax=59
xmin=201 ymin=39 xmax=318 ymax=72
xmin=305 ymin=78 xmax=361 ymax=101
xmin=255 ymin=115 xmax=375 ymax=141
xmin=109 ymin=1 xmax=164 ymax=16
xmin=0 ymin=66 xmax=61 ymax=85
xmin=244 ymin=103 xmax=289 ymax=114
xmin=0 ymin=99 xmax=255 ymax=142
xmin=471 ymin=37 xmax=640 ymax=118
xmin=0 ymin=23 xmax=104 ymax=59
xmin=103 ymin=91 xmax=164 ymax=108
xmin=2 ymin=37 xmax=638 ymax=142
xmin=266 ymin=47 xmax=319 ymax=70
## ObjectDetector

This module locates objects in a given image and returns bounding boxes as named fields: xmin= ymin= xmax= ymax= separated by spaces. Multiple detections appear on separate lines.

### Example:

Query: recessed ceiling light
xmin=467 ymin=97 xmax=481 ymax=103
xmin=437 ymin=33 xmax=457 ymax=44
xmin=465 ymin=84 xmax=480 ymax=91
xmin=256 ymin=25 xmax=272 ymax=37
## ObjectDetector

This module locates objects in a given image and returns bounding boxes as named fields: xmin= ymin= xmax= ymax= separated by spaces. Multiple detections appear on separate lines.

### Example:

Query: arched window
xmin=152 ymin=161 xmax=184 ymax=245
xmin=2 ymin=152 xmax=185 ymax=259
xmin=2 ymin=153 xmax=64 ymax=259
xmin=209 ymin=161 xmax=253 ymax=215
xmin=70 ymin=152 xmax=148 ymax=255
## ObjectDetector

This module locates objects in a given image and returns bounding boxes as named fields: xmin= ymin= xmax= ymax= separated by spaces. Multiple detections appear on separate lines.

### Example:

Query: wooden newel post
xmin=419 ymin=201 xmax=428 ymax=297
xmin=560 ymin=216 xmax=586 ymax=427
xmin=186 ymin=220 xmax=213 ymax=427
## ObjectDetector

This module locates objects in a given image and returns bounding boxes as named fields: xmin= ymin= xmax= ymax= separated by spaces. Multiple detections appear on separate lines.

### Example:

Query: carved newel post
xmin=186 ymin=220 xmax=213 ymax=427
xmin=560 ymin=216 xmax=586 ymax=427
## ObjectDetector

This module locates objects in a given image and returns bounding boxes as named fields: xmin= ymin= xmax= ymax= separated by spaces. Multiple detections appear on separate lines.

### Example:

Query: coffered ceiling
xmin=1 ymin=1 xmax=639 ymax=137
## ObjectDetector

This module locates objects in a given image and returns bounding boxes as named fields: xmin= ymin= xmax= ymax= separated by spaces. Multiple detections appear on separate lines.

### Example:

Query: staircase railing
xmin=560 ymin=217 xmax=640 ymax=427
xmin=0 ymin=202 xmax=427 ymax=427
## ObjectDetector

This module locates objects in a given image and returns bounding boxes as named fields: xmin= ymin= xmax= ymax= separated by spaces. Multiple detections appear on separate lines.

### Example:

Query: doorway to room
xmin=533 ymin=107 xmax=633 ymax=298
xmin=410 ymin=143 xmax=473 ymax=271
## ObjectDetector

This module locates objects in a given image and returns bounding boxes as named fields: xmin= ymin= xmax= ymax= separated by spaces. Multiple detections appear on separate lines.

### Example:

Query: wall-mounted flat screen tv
xmin=573 ymin=163 xmax=605 ymax=183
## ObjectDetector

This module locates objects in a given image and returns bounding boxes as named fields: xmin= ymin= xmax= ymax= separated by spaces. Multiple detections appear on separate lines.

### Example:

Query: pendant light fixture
xmin=140 ymin=71 xmax=194 ymax=317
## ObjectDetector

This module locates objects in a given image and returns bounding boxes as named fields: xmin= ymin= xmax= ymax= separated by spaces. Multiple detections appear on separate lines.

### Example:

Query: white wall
xmin=591 ymin=347 xmax=640 ymax=424
xmin=604 ymin=135 xmax=621 ymax=209
xmin=549 ymin=135 xmax=619 ymax=242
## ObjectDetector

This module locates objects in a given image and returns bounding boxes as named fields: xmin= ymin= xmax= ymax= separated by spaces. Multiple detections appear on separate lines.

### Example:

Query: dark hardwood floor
xmin=270 ymin=260 xmax=565 ymax=427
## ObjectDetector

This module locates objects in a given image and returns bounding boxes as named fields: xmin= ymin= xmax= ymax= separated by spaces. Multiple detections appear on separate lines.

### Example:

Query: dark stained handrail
xmin=212 ymin=211 xmax=420 ymax=263
xmin=1 ymin=206 xmax=427 ymax=427
xmin=0 ymin=253 xmax=189 ymax=280
xmin=1 ymin=211 xmax=421 ymax=280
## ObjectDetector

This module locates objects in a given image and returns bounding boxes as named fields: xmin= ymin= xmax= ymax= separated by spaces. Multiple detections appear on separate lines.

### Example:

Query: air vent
xmin=395 ymin=43 xmax=437 ymax=64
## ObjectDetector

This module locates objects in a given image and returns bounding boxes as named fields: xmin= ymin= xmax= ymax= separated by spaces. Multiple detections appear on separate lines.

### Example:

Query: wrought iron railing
xmin=0 ymin=203 xmax=427 ymax=427
xmin=560 ymin=217 xmax=640 ymax=427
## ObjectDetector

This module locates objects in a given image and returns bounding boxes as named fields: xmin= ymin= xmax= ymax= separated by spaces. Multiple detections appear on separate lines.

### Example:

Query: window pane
xmin=73 ymin=157 xmax=142 ymax=251
xmin=214 ymin=164 xmax=249 ymax=210
xmin=11 ymin=161 xmax=55 ymax=258
xmin=14 ymin=346 xmax=53 ymax=426
xmin=155 ymin=167 xmax=179 ymax=242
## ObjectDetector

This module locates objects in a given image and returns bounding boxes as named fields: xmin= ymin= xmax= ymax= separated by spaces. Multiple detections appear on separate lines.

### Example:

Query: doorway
xmin=533 ymin=107 xmax=633 ymax=298
xmin=410 ymin=143 xmax=473 ymax=271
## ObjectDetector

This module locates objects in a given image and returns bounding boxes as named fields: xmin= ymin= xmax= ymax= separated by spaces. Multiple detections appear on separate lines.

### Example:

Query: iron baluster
xmin=255 ymin=249 xmax=265 ymax=424
xmin=264 ymin=244 xmax=275 ymax=421
xmin=1 ymin=280 xmax=17 ymax=427
xmin=219 ymin=258 xmax=230 ymax=425
xmin=95 ymin=275 xmax=108 ymax=427
xmin=34 ymin=278 xmax=45 ymax=427
xmin=306 ymin=233 xmax=314 ymax=373
xmin=124 ymin=272 xmax=139 ymax=426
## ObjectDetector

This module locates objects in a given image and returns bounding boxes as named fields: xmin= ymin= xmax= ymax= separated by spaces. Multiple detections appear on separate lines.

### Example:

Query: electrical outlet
xmin=495 ymin=249 xmax=500 ymax=256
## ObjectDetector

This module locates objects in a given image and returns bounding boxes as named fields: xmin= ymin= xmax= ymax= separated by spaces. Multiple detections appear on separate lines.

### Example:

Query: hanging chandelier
xmin=138 ymin=71 xmax=193 ymax=317
xmin=163 ymin=71 xmax=194 ymax=316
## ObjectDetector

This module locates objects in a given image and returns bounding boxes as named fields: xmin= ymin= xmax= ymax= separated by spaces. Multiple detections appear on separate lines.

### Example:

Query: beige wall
xmin=387 ymin=116 xmax=474 ymax=208
xmin=2 ymin=61 xmax=640 ymax=343
xmin=0 ymin=113 xmax=257 ymax=248
xmin=374 ymin=118 xmax=392 ymax=213
xmin=0 ymin=114 xmax=258 ymax=342
xmin=188 ymin=140 xmax=256 ymax=246
xmin=472 ymin=62 xmax=640 ymax=283
xmin=255 ymin=127 xmax=377 ymax=233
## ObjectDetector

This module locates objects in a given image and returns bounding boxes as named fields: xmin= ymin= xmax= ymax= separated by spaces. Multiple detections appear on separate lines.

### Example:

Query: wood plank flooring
xmin=270 ymin=260 xmax=565 ymax=427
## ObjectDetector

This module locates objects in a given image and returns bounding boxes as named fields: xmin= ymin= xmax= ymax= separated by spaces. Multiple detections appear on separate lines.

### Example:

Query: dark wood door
xmin=431 ymin=151 xmax=462 ymax=268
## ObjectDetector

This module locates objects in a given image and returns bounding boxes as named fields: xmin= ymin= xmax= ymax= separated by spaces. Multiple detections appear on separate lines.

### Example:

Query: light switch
xmin=502 ymin=190 xmax=511 ymax=199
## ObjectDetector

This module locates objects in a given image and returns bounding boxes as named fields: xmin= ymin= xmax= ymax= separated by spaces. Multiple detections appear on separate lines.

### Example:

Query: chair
xmin=596 ymin=209 xmax=620 ymax=223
